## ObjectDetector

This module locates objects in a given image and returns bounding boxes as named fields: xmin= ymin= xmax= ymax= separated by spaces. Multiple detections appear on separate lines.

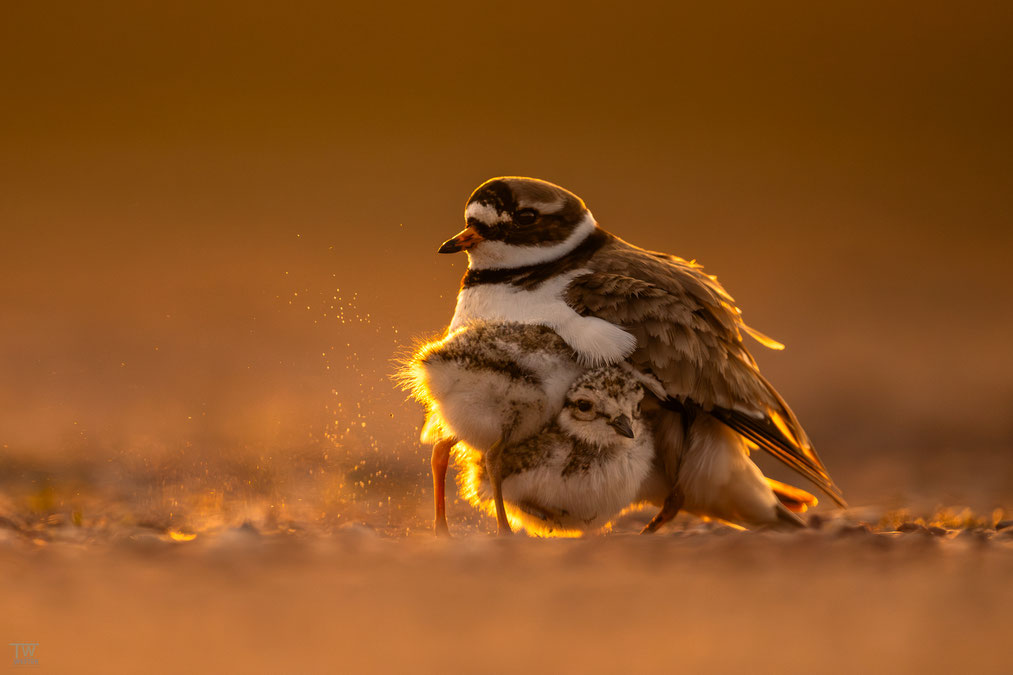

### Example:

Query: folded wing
xmin=566 ymin=236 xmax=846 ymax=506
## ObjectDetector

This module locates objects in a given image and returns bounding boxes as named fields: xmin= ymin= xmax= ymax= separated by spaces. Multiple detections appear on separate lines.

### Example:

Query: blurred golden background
xmin=2 ymin=1 xmax=1011 ymax=526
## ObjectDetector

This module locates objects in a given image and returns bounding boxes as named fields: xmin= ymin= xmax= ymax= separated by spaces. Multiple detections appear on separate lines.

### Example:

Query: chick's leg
xmin=431 ymin=437 xmax=456 ymax=537
xmin=485 ymin=440 xmax=512 ymax=536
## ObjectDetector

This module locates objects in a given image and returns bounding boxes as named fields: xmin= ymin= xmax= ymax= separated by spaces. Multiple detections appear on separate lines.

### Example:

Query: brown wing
xmin=566 ymin=235 xmax=846 ymax=506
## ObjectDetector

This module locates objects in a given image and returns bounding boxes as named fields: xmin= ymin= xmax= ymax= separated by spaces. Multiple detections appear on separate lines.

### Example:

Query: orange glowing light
xmin=167 ymin=530 xmax=197 ymax=542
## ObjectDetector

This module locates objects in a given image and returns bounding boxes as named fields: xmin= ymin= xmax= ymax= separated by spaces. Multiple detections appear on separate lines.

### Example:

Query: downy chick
xmin=460 ymin=365 xmax=655 ymax=536
xmin=401 ymin=321 xmax=583 ymax=533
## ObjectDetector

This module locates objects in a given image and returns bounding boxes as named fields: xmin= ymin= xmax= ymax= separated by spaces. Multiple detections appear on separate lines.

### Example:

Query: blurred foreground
xmin=0 ymin=454 xmax=1010 ymax=674
xmin=0 ymin=514 xmax=1010 ymax=674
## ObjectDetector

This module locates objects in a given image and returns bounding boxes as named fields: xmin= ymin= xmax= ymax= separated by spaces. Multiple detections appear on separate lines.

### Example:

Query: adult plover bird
xmin=459 ymin=364 xmax=655 ymax=536
xmin=400 ymin=321 xmax=583 ymax=534
xmin=436 ymin=176 xmax=845 ymax=532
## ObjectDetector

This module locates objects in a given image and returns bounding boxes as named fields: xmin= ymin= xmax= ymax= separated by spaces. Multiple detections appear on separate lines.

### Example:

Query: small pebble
xmin=836 ymin=523 xmax=871 ymax=537
xmin=957 ymin=529 xmax=990 ymax=544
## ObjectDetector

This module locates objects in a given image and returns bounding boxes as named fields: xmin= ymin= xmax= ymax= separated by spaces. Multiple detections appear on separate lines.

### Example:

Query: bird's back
xmin=567 ymin=234 xmax=845 ymax=506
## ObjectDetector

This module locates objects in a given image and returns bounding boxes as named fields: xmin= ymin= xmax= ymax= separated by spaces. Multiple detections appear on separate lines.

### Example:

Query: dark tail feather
xmin=708 ymin=405 xmax=848 ymax=508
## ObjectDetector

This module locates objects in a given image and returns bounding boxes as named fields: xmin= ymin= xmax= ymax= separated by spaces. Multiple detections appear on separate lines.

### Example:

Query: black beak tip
xmin=610 ymin=415 xmax=635 ymax=439
xmin=437 ymin=240 xmax=461 ymax=254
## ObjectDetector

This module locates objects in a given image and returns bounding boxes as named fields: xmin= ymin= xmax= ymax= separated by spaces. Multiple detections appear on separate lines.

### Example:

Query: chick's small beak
xmin=609 ymin=414 xmax=635 ymax=439
xmin=438 ymin=226 xmax=484 ymax=254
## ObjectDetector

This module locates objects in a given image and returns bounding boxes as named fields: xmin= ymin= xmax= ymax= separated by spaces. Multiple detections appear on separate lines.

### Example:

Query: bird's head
xmin=439 ymin=177 xmax=596 ymax=269
xmin=558 ymin=364 xmax=647 ymax=446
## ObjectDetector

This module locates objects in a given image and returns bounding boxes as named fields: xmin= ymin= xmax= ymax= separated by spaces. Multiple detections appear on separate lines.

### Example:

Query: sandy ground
xmin=1 ymin=498 xmax=1010 ymax=674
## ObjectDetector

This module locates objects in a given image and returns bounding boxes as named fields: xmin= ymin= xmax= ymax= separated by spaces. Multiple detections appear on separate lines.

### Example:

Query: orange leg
xmin=641 ymin=487 xmax=685 ymax=534
xmin=431 ymin=437 xmax=455 ymax=537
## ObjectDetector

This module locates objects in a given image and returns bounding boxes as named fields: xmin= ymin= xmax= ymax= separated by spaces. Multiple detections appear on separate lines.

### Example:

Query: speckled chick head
xmin=558 ymin=364 xmax=647 ymax=447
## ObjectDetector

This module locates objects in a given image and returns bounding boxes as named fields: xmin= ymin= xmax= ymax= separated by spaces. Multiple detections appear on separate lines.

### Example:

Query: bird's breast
xmin=448 ymin=271 xmax=584 ymax=331
xmin=448 ymin=271 xmax=636 ymax=366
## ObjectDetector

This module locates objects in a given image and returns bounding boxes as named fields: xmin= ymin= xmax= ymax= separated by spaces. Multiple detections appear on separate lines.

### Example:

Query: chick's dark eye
xmin=514 ymin=208 xmax=539 ymax=225
xmin=576 ymin=399 xmax=593 ymax=412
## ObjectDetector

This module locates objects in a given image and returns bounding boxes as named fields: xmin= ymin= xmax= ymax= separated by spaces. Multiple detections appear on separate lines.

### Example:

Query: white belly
xmin=449 ymin=271 xmax=636 ymax=366
xmin=503 ymin=437 xmax=655 ymax=534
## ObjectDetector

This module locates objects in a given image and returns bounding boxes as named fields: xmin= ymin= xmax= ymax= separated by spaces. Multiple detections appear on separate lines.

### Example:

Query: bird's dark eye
xmin=576 ymin=399 xmax=593 ymax=412
xmin=514 ymin=208 xmax=539 ymax=226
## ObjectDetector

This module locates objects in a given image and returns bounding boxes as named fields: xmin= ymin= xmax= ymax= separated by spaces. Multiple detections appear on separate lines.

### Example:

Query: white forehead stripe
xmin=465 ymin=201 xmax=511 ymax=224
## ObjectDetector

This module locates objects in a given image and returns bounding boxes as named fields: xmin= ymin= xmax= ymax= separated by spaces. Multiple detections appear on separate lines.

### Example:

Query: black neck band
xmin=461 ymin=229 xmax=609 ymax=290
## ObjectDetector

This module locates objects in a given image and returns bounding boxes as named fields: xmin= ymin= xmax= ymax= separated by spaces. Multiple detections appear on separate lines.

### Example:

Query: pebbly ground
xmin=0 ymin=499 xmax=1011 ymax=674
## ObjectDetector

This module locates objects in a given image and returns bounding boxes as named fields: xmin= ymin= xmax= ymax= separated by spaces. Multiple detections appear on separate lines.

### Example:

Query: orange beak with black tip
xmin=438 ymin=226 xmax=484 ymax=253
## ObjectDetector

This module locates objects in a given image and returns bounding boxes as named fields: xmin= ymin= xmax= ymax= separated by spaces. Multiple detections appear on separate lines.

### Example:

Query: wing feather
xmin=567 ymin=234 xmax=846 ymax=506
